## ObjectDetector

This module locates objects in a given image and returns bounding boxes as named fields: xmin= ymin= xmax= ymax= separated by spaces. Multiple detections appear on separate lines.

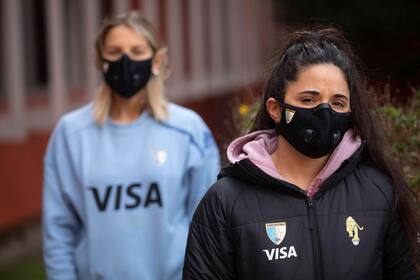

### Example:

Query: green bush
xmin=377 ymin=90 xmax=420 ymax=190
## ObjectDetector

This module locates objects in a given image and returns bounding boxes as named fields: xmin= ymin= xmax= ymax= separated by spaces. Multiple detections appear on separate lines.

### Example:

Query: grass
xmin=0 ymin=256 xmax=45 ymax=280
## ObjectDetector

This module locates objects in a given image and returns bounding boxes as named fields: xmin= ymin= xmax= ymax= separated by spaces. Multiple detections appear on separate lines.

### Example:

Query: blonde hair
xmin=93 ymin=11 xmax=169 ymax=124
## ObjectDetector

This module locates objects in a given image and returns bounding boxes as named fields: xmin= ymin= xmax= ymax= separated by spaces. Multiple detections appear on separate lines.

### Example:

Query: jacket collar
xmin=220 ymin=141 xmax=365 ymax=198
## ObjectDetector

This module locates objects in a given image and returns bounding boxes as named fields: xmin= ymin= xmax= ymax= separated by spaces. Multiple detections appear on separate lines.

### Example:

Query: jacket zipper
xmin=307 ymin=197 xmax=324 ymax=280
xmin=245 ymin=159 xmax=324 ymax=279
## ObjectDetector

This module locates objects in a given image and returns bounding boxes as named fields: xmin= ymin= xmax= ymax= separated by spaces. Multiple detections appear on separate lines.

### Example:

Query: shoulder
xmin=208 ymin=176 xmax=249 ymax=203
xmin=354 ymin=162 xmax=395 ymax=207
xmin=167 ymin=103 xmax=204 ymax=124
xmin=193 ymin=176 xmax=248 ymax=224
xmin=162 ymin=103 xmax=215 ymax=151
xmin=55 ymin=103 xmax=96 ymax=136
xmin=164 ymin=103 xmax=209 ymax=133
xmin=45 ymin=104 xmax=95 ymax=161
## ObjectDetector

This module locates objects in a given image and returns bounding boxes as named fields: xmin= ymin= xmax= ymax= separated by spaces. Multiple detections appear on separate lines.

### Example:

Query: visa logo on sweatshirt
xmin=262 ymin=222 xmax=298 ymax=261
xmin=88 ymin=182 xmax=162 ymax=211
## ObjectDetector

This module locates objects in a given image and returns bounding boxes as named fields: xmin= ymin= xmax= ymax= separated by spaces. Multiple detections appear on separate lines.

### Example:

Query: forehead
xmin=104 ymin=24 xmax=148 ymax=47
xmin=287 ymin=63 xmax=350 ymax=96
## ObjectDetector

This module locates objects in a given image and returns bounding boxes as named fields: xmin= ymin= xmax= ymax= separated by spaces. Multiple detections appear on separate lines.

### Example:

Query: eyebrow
xmin=105 ymin=43 xmax=148 ymax=49
xmin=297 ymin=90 xmax=349 ymax=100
xmin=333 ymin=93 xmax=349 ymax=100
xmin=297 ymin=90 xmax=320 ymax=96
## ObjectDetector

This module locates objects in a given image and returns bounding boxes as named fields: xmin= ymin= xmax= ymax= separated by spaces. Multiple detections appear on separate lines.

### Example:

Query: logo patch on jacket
xmin=266 ymin=222 xmax=286 ymax=245
xmin=263 ymin=222 xmax=298 ymax=261
xmin=346 ymin=216 xmax=364 ymax=245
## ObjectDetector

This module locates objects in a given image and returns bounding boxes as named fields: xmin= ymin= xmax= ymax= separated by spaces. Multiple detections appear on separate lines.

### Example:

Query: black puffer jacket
xmin=183 ymin=146 xmax=418 ymax=279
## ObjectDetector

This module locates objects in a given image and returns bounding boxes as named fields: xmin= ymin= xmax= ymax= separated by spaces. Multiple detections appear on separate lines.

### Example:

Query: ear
xmin=266 ymin=97 xmax=282 ymax=123
xmin=152 ymin=47 xmax=168 ymax=76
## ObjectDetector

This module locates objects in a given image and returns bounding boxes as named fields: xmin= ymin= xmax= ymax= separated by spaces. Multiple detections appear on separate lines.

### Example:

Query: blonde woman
xmin=43 ymin=12 xmax=219 ymax=280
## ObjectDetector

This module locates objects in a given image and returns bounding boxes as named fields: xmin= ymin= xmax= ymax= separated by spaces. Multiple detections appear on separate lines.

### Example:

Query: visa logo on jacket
xmin=262 ymin=246 xmax=298 ymax=261
xmin=263 ymin=222 xmax=298 ymax=261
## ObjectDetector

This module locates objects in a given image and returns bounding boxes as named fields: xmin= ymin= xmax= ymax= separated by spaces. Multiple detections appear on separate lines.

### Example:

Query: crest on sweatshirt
xmin=285 ymin=109 xmax=295 ymax=124
xmin=152 ymin=149 xmax=167 ymax=166
xmin=266 ymin=222 xmax=287 ymax=245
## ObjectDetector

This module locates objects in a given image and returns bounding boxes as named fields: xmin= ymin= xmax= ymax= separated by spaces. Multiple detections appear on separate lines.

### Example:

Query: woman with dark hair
xmin=183 ymin=27 xmax=418 ymax=279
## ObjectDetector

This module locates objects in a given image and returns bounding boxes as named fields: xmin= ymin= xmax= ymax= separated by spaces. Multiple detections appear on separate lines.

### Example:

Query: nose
xmin=312 ymin=103 xmax=332 ymax=112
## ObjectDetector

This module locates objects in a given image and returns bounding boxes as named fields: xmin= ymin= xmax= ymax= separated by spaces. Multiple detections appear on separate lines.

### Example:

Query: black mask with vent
xmin=102 ymin=54 xmax=153 ymax=98
xmin=275 ymin=101 xmax=351 ymax=158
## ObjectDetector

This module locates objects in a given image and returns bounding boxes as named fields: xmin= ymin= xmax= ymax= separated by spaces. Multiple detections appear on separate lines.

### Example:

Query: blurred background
xmin=0 ymin=0 xmax=418 ymax=278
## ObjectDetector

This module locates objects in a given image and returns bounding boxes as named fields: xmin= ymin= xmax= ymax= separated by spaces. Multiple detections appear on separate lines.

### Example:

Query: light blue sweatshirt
xmin=42 ymin=103 xmax=220 ymax=280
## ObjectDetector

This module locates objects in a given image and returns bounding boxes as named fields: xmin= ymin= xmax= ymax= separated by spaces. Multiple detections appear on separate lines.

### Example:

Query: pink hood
xmin=227 ymin=129 xmax=362 ymax=197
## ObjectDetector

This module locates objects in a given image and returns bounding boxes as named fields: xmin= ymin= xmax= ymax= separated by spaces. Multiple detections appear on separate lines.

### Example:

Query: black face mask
xmin=102 ymin=54 xmax=153 ymax=98
xmin=275 ymin=101 xmax=351 ymax=159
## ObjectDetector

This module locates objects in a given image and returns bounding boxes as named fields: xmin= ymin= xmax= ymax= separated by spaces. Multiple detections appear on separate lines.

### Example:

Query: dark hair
xmin=251 ymin=26 xmax=418 ymax=261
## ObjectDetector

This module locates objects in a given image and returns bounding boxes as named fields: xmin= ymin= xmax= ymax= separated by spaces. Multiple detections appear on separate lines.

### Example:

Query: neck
xmin=110 ymin=90 xmax=147 ymax=123
xmin=271 ymin=136 xmax=329 ymax=190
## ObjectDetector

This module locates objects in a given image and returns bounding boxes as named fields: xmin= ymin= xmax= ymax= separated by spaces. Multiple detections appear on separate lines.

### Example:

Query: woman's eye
xmin=132 ymin=48 xmax=145 ymax=55
xmin=104 ymin=52 xmax=121 ymax=59
xmin=106 ymin=49 xmax=120 ymax=55
xmin=332 ymin=101 xmax=345 ymax=108
xmin=302 ymin=98 xmax=315 ymax=104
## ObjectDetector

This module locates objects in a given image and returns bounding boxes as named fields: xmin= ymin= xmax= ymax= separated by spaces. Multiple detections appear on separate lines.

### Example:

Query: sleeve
xmin=42 ymin=121 xmax=80 ymax=280
xmin=183 ymin=188 xmax=236 ymax=280
xmin=185 ymin=122 xmax=220 ymax=220
xmin=382 ymin=211 xmax=419 ymax=279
